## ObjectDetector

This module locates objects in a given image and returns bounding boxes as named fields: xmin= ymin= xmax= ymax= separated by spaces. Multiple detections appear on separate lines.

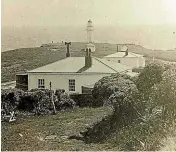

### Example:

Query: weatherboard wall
xmin=138 ymin=57 xmax=146 ymax=67
xmin=103 ymin=57 xmax=145 ymax=68
xmin=28 ymin=73 xmax=111 ymax=93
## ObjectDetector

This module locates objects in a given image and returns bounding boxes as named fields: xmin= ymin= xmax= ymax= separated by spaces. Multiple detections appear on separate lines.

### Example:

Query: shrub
xmin=149 ymin=69 xmax=176 ymax=122
xmin=1 ymin=88 xmax=76 ymax=116
xmin=109 ymin=120 xmax=166 ymax=151
xmin=1 ymin=88 xmax=25 ymax=114
xmin=92 ymin=73 xmax=136 ymax=107
xmin=80 ymin=64 xmax=176 ymax=150
xmin=136 ymin=63 xmax=165 ymax=94
xmin=55 ymin=89 xmax=76 ymax=110
xmin=81 ymin=73 xmax=139 ymax=143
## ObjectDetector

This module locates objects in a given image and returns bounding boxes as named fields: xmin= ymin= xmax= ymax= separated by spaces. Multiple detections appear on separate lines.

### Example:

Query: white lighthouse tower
xmin=85 ymin=19 xmax=96 ymax=52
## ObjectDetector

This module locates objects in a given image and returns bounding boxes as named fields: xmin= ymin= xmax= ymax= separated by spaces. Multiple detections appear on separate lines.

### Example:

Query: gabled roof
xmin=104 ymin=52 xmax=144 ymax=58
xmin=27 ymin=57 xmax=132 ymax=74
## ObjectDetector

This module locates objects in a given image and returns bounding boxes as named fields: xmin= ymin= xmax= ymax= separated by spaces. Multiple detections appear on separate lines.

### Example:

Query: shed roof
xmin=27 ymin=57 xmax=132 ymax=74
xmin=104 ymin=52 xmax=144 ymax=58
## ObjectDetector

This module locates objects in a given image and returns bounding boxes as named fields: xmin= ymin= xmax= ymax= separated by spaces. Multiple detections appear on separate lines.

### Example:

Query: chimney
xmin=65 ymin=42 xmax=71 ymax=57
xmin=125 ymin=49 xmax=129 ymax=56
xmin=85 ymin=48 xmax=92 ymax=67
xmin=117 ymin=45 xmax=119 ymax=52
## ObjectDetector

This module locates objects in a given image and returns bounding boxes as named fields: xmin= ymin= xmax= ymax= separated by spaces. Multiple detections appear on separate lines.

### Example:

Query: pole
xmin=50 ymin=82 xmax=56 ymax=114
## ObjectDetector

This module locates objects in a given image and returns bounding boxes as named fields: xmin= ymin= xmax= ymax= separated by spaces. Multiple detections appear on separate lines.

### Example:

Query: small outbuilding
xmin=103 ymin=46 xmax=145 ymax=68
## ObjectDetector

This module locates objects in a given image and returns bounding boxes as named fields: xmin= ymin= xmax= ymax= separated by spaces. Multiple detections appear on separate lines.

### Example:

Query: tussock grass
xmin=1 ymin=107 xmax=113 ymax=151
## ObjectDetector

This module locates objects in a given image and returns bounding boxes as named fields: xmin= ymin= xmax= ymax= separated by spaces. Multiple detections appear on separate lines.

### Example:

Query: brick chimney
xmin=85 ymin=48 xmax=92 ymax=67
xmin=65 ymin=42 xmax=71 ymax=57
xmin=117 ymin=45 xmax=119 ymax=52
xmin=125 ymin=49 xmax=129 ymax=56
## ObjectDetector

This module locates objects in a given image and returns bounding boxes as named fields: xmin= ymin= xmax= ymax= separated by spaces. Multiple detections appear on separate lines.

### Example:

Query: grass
xmin=160 ymin=135 xmax=176 ymax=151
xmin=159 ymin=124 xmax=176 ymax=151
xmin=2 ymin=42 xmax=176 ymax=83
xmin=1 ymin=107 xmax=113 ymax=151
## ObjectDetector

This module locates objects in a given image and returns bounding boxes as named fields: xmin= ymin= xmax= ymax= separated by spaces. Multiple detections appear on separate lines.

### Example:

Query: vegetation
xmin=136 ymin=63 xmax=165 ymax=93
xmin=1 ymin=42 xmax=176 ymax=150
xmin=55 ymin=89 xmax=76 ymax=111
xmin=1 ymin=107 xmax=113 ymax=151
xmin=80 ymin=63 xmax=176 ymax=150
xmin=92 ymin=73 xmax=136 ymax=107
xmin=1 ymin=63 xmax=176 ymax=151
xmin=2 ymin=42 xmax=176 ymax=82
xmin=1 ymin=88 xmax=76 ymax=117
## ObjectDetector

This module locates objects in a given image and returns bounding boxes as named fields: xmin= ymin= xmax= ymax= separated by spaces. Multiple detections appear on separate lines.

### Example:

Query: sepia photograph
xmin=1 ymin=0 xmax=176 ymax=151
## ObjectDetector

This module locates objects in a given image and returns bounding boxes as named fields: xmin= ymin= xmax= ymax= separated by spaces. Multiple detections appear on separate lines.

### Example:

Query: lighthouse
xmin=85 ymin=19 xmax=96 ymax=52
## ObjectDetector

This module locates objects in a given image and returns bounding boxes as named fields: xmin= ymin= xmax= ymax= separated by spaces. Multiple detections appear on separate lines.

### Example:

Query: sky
xmin=2 ymin=0 xmax=176 ymax=27
xmin=1 ymin=0 xmax=176 ymax=50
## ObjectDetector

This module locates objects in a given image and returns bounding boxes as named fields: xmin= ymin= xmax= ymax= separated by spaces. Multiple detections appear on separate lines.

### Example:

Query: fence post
xmin=50 ymin=82 xmax=56 ymax=114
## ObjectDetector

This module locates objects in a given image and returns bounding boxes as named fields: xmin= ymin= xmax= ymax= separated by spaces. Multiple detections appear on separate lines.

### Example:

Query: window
xmin=69 ymin=79 xmax=75 ymax=91
xmin=118 ymin=60 xmax=121 ymax=63
xmin=38 ymin=79 xmax=45 ymax=88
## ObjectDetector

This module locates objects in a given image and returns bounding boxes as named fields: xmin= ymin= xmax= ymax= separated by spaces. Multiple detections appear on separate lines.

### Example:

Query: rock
xmin=45 ymin=135 xmax=57 ymax=140
xmin=60 ymin=135 xmax=68 ymax=140
xmin=37 ymin=136 xmax=44 ymax=141
xmin=44 ymin=135 xmax=68 ymax=142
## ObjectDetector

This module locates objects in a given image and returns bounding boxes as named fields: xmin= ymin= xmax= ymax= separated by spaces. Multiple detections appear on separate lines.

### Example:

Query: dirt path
xmin=160 ymin=131 xmax=176 ymax=151
xmin=1 ymin=81 xmax=16 ymax=89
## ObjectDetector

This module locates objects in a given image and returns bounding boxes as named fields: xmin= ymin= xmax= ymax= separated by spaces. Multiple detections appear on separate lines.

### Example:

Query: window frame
xmin=69 ymin=79 xmax=75 ymax=91
xmin=38 ymin=79 xmax=45 ymax=89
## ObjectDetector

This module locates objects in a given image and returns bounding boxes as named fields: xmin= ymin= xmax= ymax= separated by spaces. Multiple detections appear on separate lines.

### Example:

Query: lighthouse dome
xmin=88 ymin=19 xmax=92 ymax=23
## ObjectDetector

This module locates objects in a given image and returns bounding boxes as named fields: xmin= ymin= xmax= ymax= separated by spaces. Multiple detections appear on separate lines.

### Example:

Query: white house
xmin=20 ymin=49 xmax=137 ymax=94
xmin=103 ymin=46 xmax=145 ymax=68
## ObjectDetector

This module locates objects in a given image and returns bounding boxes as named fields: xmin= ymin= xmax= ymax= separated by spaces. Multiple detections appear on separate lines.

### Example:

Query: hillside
xmin=2 ymin=107 xmax=113 ymax=151
xmin=1 ymin=42 xmax=176 ymax=83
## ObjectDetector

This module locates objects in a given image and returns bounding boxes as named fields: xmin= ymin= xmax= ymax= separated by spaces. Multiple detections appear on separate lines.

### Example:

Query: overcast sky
xmin=1 ymin=0 xmax=176 ymax=50
xmin=2 ymin=0 xmax=176 ymax=27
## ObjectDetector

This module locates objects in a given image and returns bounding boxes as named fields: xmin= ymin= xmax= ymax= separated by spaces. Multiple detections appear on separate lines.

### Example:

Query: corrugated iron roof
xmin=28 ymin=57 xmax=84 ymax=73
xmin=85 ymin=57 xmax=131 ymax=73
xmin=104 ymin=52 xmax=144 ymax=58
xmin=27 ymin=57 xmax=132 ymax=74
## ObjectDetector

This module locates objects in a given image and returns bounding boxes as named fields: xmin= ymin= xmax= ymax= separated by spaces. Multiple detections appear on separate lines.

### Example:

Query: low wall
xmin=70 ymin=94 xmax=94 ymax=107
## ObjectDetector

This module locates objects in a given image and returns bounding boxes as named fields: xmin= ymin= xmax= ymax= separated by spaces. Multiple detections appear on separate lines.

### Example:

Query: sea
xmin=1 ymin=25 xmax=176 ymax=52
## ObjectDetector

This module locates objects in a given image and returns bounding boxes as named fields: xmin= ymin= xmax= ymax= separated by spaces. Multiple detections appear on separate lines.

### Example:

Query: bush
xmin=80 ymin=64 xmax=176 ymax=150
xmin=136 ymin=63 xmax=165 ymax=94
xmin=28 ymin=89 xmax=54 ymax=115
xmin=109 ymin=120 xmax=166 ymax=150
xmin=55 ymin=89 xmax=76 ymax=110
xmin=81 ymin=73 xmax=139 ymax=143
xmin=1 ymin=88 xmax=25 ymax=114
xmin=149 ymin=69 xmax=176 ymax=122
xmin=92 ymin=73 xmax=136 ymax=107
xmin=1 ymin=88 xmax=76 ymax=116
